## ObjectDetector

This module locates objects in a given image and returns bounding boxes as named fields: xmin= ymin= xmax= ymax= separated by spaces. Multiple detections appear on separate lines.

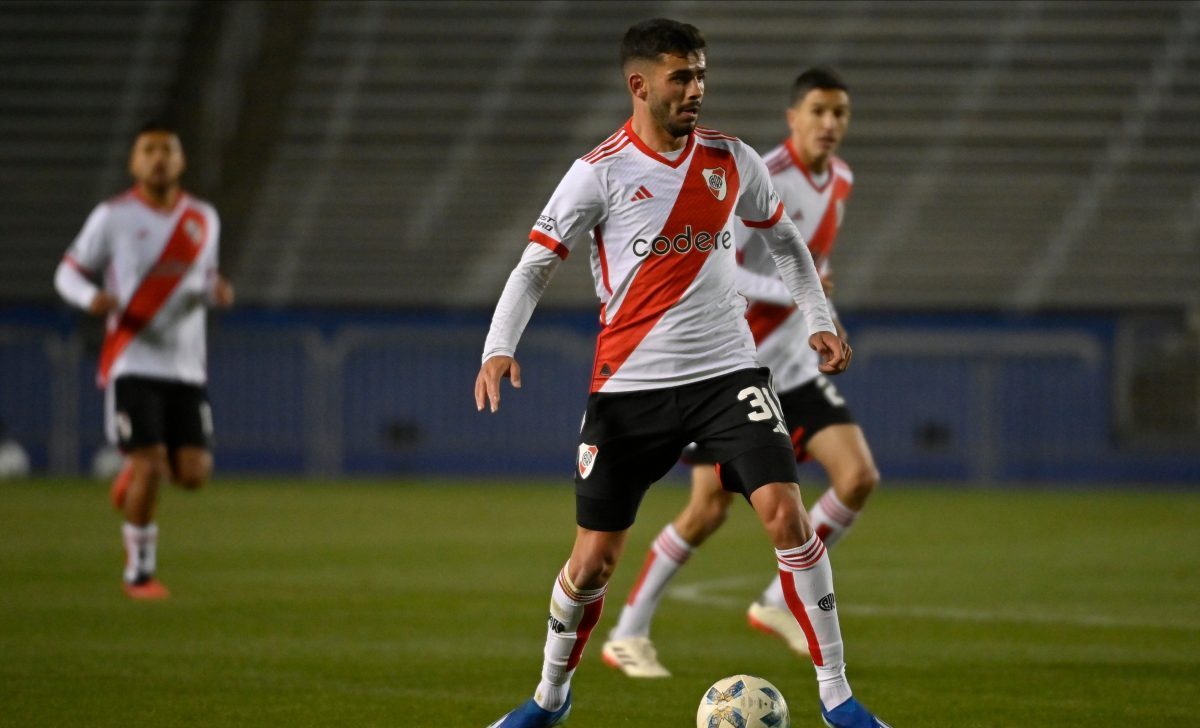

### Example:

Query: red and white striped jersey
xmin=58 ymin=189 xmax=220 ymax=387
xmin=740 ymin=139 xmax=853 ymax=391
xmin=529 ymin=120 xmax=821 ymax=393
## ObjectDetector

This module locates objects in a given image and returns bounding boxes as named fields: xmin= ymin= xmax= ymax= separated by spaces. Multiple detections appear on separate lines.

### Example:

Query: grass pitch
xmin=1 ymin=477 xmax=1197 ymax=727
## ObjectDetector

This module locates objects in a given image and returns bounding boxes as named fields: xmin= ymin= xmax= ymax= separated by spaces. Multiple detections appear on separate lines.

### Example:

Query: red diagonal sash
xmin=744 ymin=173 xmax=850 ymax=345
xmin=745 ymin=301 xmax=795 ymax=345
xmin=97 ymin=206 xmax=208 ymax=387
xmin=591 ymin=145 xmax=739 ymax=390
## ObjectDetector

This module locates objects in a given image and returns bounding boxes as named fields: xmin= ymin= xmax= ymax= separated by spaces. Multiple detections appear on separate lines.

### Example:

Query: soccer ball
xmin=696 ymin=674 xmax=790 ymax=728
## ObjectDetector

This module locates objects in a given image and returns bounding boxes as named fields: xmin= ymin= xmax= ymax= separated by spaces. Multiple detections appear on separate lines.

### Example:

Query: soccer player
xmin=475 ymin=21 xmax=889 ymax=728
xmin=54 ymin=123 xmax=232 ymax=600
xmin=602 ymin=67 xmax=881 ymax=676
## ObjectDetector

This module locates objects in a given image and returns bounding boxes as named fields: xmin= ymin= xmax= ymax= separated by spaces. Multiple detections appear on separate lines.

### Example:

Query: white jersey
xmin=739 ymin=140 xmax=853 ymax=392
xmin=521 ymin=121 xmax=832 ymax=393
xmin=56 ymin=189 xmax=220 ymax=387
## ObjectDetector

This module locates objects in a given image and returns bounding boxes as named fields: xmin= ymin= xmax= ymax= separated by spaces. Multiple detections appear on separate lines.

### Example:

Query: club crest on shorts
xmin=116 ymin=411 xmax=132 ymax=442
xmin=702 ymin=167 xmax=727 ymax=201
xmin=577 ymin=443 xmax=598 ymax=479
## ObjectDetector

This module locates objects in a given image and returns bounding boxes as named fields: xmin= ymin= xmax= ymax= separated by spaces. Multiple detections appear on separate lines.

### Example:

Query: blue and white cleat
xmin=821 ymin=697 xmax=892 ymax=728
xmin=485 ymin=692 xmax=572 ymax=728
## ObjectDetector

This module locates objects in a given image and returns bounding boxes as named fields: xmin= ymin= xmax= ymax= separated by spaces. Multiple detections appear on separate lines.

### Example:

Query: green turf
xmin=1 ymin=477 xmax=1197 ymax=727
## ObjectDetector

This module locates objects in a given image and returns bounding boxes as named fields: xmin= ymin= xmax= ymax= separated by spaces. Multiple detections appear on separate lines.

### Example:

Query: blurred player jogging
xmin=54 ymin=123 xmax=233 ymax=600
xmin=603 ymin=67 xmax=883 ymax=677
xmin=474 ymin=19 xmax=889 ymax=728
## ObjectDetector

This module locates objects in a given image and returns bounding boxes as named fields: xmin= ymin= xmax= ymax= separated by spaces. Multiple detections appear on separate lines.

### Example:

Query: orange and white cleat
xmin=747 ymin=600 xmax=811 ymax=656
xmin=123 ymin=578 xmax=170 ymax=600
xmin=600 ymin=636 xmax=671 ymax=678
xmin=110 ymin=461 xmax=133 ymax=510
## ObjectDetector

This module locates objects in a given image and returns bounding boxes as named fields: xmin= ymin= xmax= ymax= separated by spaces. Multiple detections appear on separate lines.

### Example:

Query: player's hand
xmin=810 ymin=331 xmax=852 ymax=375
xmin=87 ymin=291 xmax=119 ymax=316
xmin=212 ymin=276 xmax=235 ymax=308
xmin=475 ymin=355 xmax=522 ymax=413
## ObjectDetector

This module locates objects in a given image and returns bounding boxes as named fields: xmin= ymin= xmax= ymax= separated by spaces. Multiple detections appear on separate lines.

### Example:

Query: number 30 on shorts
xmin=738 ymin=385 xmax=788 ymax=435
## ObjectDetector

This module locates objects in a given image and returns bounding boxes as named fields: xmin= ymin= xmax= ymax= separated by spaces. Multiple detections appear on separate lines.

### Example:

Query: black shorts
xmin=107 ymin=375 xmax=213 ymax=452
xmin=574 ymin=367 xmax=797 ymax=532
xmin=683 ymin=374 xmax=855 ymax=465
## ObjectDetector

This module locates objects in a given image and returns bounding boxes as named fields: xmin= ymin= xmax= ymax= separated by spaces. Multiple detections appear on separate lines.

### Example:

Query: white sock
xmin=122 ymin=522 xmax=157 ymax=584
xmin=809 ymin=489 xmax=859 ymax=549
xmin=610 ymin=524 xmax=692 ymax=640
xmin=759 ymin=491 xmax=860 ymax=608
xmin=776 ymin=536 xmax=853 ymax=711
xmin=758 ymin=573 xmax=787 ymax=609
xmin=534 ymin=564 xmax=605 ymax=711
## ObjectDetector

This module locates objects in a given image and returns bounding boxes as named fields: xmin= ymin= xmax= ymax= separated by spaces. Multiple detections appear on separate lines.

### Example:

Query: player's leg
xmin=489 ymin=387 xmax=682 ymax=727
xmin=109 ymin=458 xmax=133 ymax=510
xmin=488 ymin=528 xmax=625 ymax=728
xmin=694 ymin=368 xmax=887 ymax=725
xmin=106 ymin=383 xmax=134 ymax=509
xmin=166 ymin=382 xmax=214 ymax=490
xmin=536 ymin=528 xmax=627 ymax=709
xmin=751 ymin=377 xmax=876 ymax=649
xmin=604 ymin=460 xmax=733 ymax=676
xmin=110 ymin=377 xmax=172 ymax=599
xmin=806 ymin=423 xmax=879 ymax=547
xmin=170 ymin=447 xmax=212 ymax=490
xmin=749 ymin=481 xmax=888 ymax=726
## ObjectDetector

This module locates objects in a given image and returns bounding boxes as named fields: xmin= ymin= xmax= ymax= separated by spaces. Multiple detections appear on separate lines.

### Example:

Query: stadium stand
xmin=1 ymin=0 xmax=1197 ymax=311
xmin=1 ymin=1 xmax=1196 ymax=479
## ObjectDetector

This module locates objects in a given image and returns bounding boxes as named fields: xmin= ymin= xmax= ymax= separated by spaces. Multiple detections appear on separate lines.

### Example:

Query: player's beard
xmin=651 ymin=96 xmax=698 ymax=139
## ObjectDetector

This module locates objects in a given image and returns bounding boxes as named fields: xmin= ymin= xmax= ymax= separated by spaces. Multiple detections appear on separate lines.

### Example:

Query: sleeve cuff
xmin=529 ymin=230 xmax=569 ymax=260
xmin=740 ymin=202 xmax=785 ymax=229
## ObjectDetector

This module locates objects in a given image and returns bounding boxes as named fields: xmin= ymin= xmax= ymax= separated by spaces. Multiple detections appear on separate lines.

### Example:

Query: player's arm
xmin=475 ymin=243 xmax=562 ymax=412
xmin=54 ymin=205 xmax=117 ymax=316
xmin=734 ymin=266 xmax=793 ymax=306
xmin=209 ymin=276 xmax=235 ymax=308
xmin=476 ymin=160 xmax=606 ymax=412
xmin=735 ymin=146 xmax=849 ymax=373
xmin=202 ymin=210 xmax=234 ymax=309
xmin=760 ymin=216 xmax=851 ymax=373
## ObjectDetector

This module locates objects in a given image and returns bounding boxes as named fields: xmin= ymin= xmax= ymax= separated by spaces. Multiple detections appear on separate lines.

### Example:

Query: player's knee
xmin=756 ymin=493 xmax=810 ymax=548
xmin=838 ymin=462 xmax=880 ymax=503
xmin=129 ymin=451 xmax=168 ymax=485
xmin=175 ymin=470 xmax=209 ymax=490
xmin=569 ymin=552 xmax=618 ymax=590
xmin=678 ymin=494 xmax=730 ymax=543
xmin=172 ymin=451 xmax=212 ymax=490
xmin=697 ymin=492 xmax=731 ymax=533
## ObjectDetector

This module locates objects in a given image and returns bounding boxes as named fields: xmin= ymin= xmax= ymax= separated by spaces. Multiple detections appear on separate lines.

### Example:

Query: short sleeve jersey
xmin=64 ymin=189 xmax=220 ymax=386
xmin=530 ymin=120 xmax=786 ymax=393
xmin=738 ymin=138 xmax=853 ymax=391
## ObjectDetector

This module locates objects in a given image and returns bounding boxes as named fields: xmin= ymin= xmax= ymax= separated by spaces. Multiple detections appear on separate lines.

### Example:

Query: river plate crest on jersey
xmin=702 ymin=167 xmax=727 ymax=201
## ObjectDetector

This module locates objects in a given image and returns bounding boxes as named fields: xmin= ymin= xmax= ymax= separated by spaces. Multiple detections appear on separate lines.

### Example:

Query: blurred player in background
xmin=54 ymin=123 xmax=233 ymax=600
xmin=475 ymin=20 xmax=888 ymax=728
xmin=603 ymin=67 xmax=882 ymax=676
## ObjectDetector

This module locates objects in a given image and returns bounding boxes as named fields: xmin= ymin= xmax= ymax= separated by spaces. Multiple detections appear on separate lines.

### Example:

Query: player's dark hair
xmin=134 ymin=120 xmax=179 ymax=141
xmin=790 ymin=67 xmax=849 ymax=105
xmin=620 ymin=18 xmax=706 ymax=68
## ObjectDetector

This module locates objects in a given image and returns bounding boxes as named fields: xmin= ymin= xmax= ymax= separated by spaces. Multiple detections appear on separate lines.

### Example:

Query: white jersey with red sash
xmin=525 ymin=121 xmax=817 ymax=393
xmin=62 ymin=189 xmax=220 ymax=387
xmin=739 ymin=140 xmax=853 ymax=392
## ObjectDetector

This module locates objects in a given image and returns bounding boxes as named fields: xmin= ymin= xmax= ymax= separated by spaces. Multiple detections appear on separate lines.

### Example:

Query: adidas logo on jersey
xmin=630 ymin=185 xmax=654 ymax=202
